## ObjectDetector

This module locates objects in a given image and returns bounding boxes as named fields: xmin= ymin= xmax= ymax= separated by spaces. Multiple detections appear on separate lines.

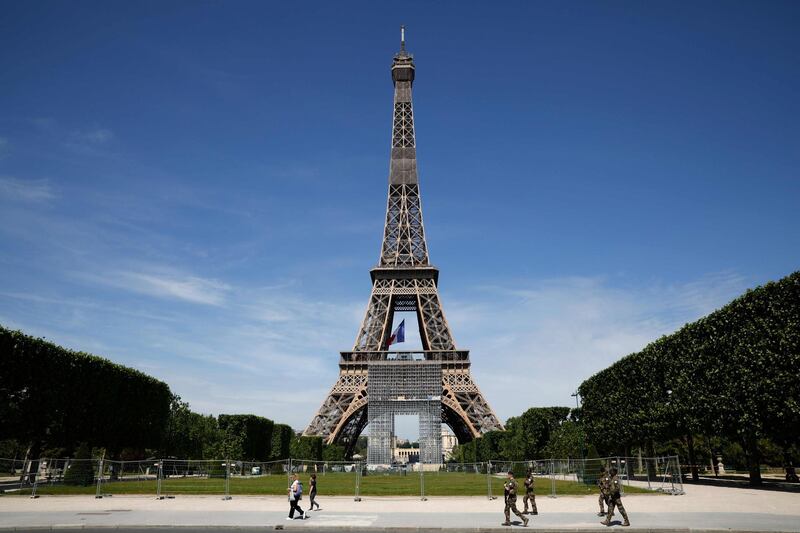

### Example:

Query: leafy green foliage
xmin=578 ymin=271 xmax=800 ymax=484
xmin=162 ymin=396 xmax=221 ymax=459
xmin=291 ymin=435 xmax=323 ymax=460
xmin=0 ymin=325 xmax=172 ymax=455
xmin=218 ymin=414 xmax=274 ymax=460
xmin=501 ymin=407 xmax=571 ymax=460
xmin=322 ymin=443 xmax=346 ymax=461
xmin=544 ymin=419 xmax=587 ymax=459
xmin=270 ymin=424 xmax=293 ymax=460
xmin=450 ymin=407 xmax=575 ymax=462
xmin=62 ymin=443 xmax=95 ymax=486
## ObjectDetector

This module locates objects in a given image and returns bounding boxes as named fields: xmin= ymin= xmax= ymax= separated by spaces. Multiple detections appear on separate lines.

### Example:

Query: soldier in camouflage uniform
xmin=502 ymin=471 xmax=529 ymax=527
xmin=597 ymin=466 xmax=609 ymax=516
xmin=522 ymin=469 xmax=537 ymax=515
xmin=601 ymin=467 xmax=630 ymax=527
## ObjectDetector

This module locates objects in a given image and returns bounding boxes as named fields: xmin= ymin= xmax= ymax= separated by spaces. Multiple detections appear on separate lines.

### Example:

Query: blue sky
xmin=1 ymin=1 xmax=798 ymax=438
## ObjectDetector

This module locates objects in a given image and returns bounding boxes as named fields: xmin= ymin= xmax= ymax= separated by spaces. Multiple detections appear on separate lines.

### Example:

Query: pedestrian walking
xmin=287 ymin=474 xmax=306 ymax=521
xmin=601 ymin=467 xmax=629 ymax=527
xmin=502 ymin=471 xmax=529 ymax=527
xmin=522 ymin=469 xmax=537 ymax=515
xmin=309 ymin=473 xmax=320 ymax=511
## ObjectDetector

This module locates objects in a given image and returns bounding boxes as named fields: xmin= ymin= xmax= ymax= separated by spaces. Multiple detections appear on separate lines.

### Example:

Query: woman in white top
xmin=287 ymin=474 xmax=305 ymax=520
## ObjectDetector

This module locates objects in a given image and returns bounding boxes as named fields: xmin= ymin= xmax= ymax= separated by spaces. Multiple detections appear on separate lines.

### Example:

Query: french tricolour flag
xmin=386 ymin=319 xmax=405 ymax=348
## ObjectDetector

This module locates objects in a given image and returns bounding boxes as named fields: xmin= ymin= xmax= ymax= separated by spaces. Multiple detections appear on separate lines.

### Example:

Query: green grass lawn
xmin=14 ymin=472 xmax=657 ymax=497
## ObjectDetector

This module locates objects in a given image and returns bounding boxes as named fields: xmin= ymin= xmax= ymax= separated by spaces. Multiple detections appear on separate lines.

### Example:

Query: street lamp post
xmin=571 ymin=391 xmax=586 ymax=471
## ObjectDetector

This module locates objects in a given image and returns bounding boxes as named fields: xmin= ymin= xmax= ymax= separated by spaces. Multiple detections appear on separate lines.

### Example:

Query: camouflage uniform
xmin=597 ymin=469 xmax=610 ymax=515
xmin=522 ymin=473 xmax=537 ymax=514
xmin=503 ymin=477 xmax=529 ymax=526
xmin=602 ymin=472 xmax=629 ymax=526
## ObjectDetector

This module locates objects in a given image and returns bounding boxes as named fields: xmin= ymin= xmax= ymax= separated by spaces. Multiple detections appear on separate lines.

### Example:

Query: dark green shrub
xmin=63 ymin=443 xmax=95 ymax=486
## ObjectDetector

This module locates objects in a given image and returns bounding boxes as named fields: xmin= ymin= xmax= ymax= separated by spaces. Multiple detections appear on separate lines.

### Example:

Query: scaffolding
xmin=367 ymin=360 xmax=442 ymax=465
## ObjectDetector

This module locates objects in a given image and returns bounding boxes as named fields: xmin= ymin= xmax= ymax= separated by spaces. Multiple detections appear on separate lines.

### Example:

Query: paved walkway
xmin=1 ymin=484 xmax=798 ymax=531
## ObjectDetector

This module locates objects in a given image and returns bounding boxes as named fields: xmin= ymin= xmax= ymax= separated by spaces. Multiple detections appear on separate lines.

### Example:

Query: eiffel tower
xmin=304 ymin=28 xmax=503 ymax=461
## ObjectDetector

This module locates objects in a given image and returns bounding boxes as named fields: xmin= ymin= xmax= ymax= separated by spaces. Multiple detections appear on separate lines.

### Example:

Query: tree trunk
xmin=646 ymin=440 xmax=657 ymax=481
xmin=686 ymin=434 xmax=699 ymax=482
xmin=744 ymin=437 xmax=762 ymax=486
xmin=624 ymin=445 xmax=632 ymax=482
xmin=704 ymin=435 xmax=718 ymax=476
xmin=25 ymin=440 xmax=41 ymax=486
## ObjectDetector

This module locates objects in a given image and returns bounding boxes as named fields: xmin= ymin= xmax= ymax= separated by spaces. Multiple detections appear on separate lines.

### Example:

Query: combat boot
xmin=600 ymin=519 xmax=611 ymax=526
xmin=523 ymin=516 xmax=529 ymax=527
xmin=501 ymin=522 xmax=511 ymax=526
xmin=622 ymin=520 xmax=630 ymax=527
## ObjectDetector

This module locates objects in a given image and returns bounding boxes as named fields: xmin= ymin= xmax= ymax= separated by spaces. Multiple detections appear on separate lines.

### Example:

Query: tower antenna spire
xmin=400 ymin=25 xmax=405 ymax=51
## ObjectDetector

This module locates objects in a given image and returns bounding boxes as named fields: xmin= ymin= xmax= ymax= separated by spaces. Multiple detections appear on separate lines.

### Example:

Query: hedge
xmin=270 ymin=424 xmax=293 ymax=460
xmin=578 ymin=271 xmax=800 ymax=485
xmin=218 ymin=414 xmax=274 ymax=461
xmin=0 ymin=325 xmax=172 ymax=455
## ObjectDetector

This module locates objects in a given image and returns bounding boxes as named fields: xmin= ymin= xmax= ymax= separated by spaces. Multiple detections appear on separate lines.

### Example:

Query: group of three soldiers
xmin=502 ymin=465 xmax=630 ymax=527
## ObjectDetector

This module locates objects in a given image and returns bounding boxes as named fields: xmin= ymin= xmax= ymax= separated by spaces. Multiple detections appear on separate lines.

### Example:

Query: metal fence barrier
xmin=0 ymin=455 xmax=683 ymax=500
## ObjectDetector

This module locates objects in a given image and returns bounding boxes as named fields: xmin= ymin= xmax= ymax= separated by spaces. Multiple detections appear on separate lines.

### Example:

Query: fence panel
xmin=0 ymin=458 xmax=27 ymax=493
xmin=359 ymin=462 xmax=424 ymax=497
xmin=288 ymin=460 xmax=360 ymax=501
xmin=227 ymin=459 xmax=288 ymax=497
xmin=95 ymin=459 xmax=158 ymax=498
xmin=426 ymin=462 xmax=491 ymax=499
xmin=4 ymin=455 xmax=683 ymax=498
xmin=159 ymin=459 xmax=228 ymax=497
xmin=31 ymin=458 xmax=97 ymax=496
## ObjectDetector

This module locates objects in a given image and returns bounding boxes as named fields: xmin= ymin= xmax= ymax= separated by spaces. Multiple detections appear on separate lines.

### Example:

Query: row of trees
xmin=0 ymin=325 xmax=325 ymax=462
xmin=578 ymin=271 xmax=800 ymax=485
xmin=0 ymin=325 xmax=172 ymax=460
xmin=451 ymin=407 xmax=586 ymax=463
xmin=162 ymin=397 xmax=323 ymax=461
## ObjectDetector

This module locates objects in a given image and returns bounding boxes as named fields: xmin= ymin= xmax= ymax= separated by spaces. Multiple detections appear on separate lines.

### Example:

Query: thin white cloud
xmin=126 ymin=272 xmax=230 ymax=305
xmin=79 ymin=269 xmax=232 ymax=306
xmin=0 ymin=176 xmax=56 ymax=202
xmin=71 ymin=128 xmax=114 ymax=144
xmin=443 ymin=271 xmax=749 ymax=422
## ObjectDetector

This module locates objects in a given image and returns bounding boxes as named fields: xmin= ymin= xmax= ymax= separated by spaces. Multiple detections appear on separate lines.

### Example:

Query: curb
xmin=0 ymin=524 xmax=797 ymax=533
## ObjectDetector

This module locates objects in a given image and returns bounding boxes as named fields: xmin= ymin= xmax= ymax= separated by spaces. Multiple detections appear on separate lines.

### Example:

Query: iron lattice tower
xmin=304 ymin=29 xmax=503 ymax=461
